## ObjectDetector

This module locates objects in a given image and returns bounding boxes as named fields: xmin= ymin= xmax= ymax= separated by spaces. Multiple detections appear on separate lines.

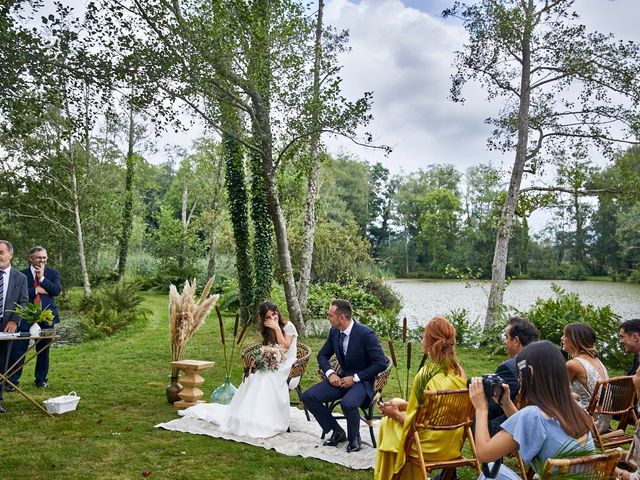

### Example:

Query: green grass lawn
xmin=0 ymin=292 xmax=508 ymax=480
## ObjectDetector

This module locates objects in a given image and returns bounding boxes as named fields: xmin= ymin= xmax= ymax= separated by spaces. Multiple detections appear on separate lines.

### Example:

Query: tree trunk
xmin=206 ymin=146 xmax=225 ymax=283
xmin=250 ymin=146 xmax=274 ymax=308
xmin=179 ymin=174 xmax=189 ymax=270
xmin=222 ymin=131 xmax=254 ymax=324
xmin=484 ymin=0 xmax=534 ymax=329
xmin=262 ymin=154 xmax=305 ymax=334
xmin=206 ymin=231 xmax=216 ymax=280
xmin=574 ymin=189 xmax=586 ymax=267
xmin=246 ymin=0 xmax=275 ymax=314
xmin=405 ymin=229 xmax=410 ymax=276
xmin=117 ymin=102 xmax=135 ymax=283
xmin=69 ymin=150 xmax=91 ymax=296
xmin=298 ymin=0 xmax=324 ymax=312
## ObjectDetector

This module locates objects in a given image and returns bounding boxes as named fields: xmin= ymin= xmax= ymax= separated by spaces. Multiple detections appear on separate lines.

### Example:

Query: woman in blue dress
xmin=468 ymin=340 xmax=595 ymax=480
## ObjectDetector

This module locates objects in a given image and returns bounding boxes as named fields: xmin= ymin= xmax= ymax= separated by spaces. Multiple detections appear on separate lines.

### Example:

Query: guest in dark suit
xmin=8 ymin=246 xmax=61 ymax=390
xmin=301 ymin=299 xmax=387 ymax=453
xmin=488 ymin=316 xmax=540 ymax=435
xmin=0 ymin=240 xmax=29 ymax=413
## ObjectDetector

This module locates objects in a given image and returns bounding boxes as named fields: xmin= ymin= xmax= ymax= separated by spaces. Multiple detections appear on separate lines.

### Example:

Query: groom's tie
xmin=339 ymin=332 xmax=347 ymax=356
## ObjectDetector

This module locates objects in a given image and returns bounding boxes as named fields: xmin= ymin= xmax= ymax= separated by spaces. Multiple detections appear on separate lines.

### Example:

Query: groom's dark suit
xmin=301 ymin=321 xmax=387 ymax=443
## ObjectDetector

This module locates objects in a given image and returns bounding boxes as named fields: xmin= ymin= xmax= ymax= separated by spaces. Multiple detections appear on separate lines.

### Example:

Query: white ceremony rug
xmin=155 ymin=407 xmax=379 ymax=470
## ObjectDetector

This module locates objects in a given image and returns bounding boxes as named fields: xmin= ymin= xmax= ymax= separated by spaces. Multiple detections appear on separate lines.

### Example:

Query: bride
xmin=181 ymin=301 xmax=298 ymax=438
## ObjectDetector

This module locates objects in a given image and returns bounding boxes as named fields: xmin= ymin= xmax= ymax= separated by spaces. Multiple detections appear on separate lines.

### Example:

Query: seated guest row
xmin=375 ymin=315 xmax=637 ymax=480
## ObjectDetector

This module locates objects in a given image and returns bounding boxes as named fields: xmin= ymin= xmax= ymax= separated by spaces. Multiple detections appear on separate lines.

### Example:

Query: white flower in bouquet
xmin=251 ymin=345 xmax=285 ymax=373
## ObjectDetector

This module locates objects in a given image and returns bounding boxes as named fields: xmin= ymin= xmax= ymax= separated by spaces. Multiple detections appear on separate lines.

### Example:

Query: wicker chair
xmin=318 ymin=354 xmax=392 ymax=447
xmin=395 ymin=388 xmax=481 ymax=480
xmin=241 ymin=342 xmax=312 ymax=421
xmin=537 ymin=448 xmax=622 ymax=479
xmin=586 ymin=376 xmax=638 ymax=450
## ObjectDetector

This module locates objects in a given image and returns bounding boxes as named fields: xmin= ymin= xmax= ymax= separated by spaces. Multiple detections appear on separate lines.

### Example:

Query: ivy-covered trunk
xmin=117 ymin=103 xmax=135 ymax=283
xmin=223 ymin=131 xmax=254 ymax=324
xmin=248 ymin=1 xmax=274 ymax=310
xmin=250 ymin=146 xmax=274 ymax=309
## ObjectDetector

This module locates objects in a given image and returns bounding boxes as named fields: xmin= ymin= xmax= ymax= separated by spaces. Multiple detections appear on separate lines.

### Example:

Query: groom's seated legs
xmin=340 ymin=383 xmax=367 ymax=439
xmin=341 ymin=383 xmax=366 ymax=452
xmin=300 ymin=380 xmax=343 ymax=436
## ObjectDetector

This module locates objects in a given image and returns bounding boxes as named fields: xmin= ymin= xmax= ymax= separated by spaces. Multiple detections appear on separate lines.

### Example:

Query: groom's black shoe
xmin=346 ymin=436 xmax=362 ymax=453
xmin=323 ymin=428 xmax=347 ymax=446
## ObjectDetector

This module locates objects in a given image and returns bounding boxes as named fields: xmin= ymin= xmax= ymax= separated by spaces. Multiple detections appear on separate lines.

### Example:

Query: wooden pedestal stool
xmin=170 ymin=360 xmax=215 ymax=409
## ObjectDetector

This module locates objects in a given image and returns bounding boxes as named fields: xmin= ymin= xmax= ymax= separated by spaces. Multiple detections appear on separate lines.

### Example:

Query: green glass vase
xmin=210 ymin=374 xmax=236 ymax=404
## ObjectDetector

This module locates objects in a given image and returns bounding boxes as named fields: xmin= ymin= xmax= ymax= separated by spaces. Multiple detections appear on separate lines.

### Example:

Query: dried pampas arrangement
xmin=169 ymin=277 xmax=219 ymax=371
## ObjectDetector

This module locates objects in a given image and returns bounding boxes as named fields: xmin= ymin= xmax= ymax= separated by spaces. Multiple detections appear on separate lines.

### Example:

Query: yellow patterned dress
xmin=374 ymin=366 xmax=467 ymax=480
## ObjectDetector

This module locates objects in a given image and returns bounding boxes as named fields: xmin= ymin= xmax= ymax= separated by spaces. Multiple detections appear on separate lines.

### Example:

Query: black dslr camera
xmin=467 ymin=373 xmax=504 ymax=399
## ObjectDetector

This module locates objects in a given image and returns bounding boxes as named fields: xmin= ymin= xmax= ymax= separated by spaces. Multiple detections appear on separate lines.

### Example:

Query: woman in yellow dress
xmin=374 ymin=315 xmax=466 ymax=480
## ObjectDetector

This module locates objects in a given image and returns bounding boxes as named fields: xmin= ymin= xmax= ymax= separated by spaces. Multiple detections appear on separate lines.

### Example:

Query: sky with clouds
xmin=43 ymin=0 xmax=639 ymax=180
xmin=322 ymin=0 xmax=640 ymax=175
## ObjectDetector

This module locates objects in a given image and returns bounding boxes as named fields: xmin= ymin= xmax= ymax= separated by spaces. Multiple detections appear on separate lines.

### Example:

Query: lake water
xmin=386 ymin=279 xmax=640 ymax=328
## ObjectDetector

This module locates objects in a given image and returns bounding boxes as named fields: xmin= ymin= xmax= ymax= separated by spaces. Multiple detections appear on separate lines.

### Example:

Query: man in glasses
xmin=7 ymin=246 xmax=61 ymax=390
xmin=488 ymin=316 xmax=540 ymax=434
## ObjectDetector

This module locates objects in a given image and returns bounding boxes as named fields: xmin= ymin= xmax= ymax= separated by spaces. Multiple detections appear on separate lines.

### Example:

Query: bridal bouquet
xmin=250 ymin=345 xmax=285 ymax=373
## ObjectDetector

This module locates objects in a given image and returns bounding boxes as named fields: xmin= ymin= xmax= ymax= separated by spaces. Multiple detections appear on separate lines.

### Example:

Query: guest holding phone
xmin=374 ymin=316 xmax=466 ymax=480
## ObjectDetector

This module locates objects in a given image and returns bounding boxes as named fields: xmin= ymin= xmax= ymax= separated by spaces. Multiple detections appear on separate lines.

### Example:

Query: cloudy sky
xmin=322 ymin=0 xmax=640 ymax=174
xmin=46 ymin=0 xmax=639 ymax=178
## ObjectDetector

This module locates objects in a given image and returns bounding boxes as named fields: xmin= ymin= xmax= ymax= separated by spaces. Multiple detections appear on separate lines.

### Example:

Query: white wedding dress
xmin=180 ymin=322 xmax=298 ymax=438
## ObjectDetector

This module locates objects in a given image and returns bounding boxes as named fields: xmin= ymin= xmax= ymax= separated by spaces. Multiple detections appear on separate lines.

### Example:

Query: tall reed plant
xmin=215 ymin=305 xmax=251 ymax=379
xmin=168 ymin=278 xmax=219 ymax=375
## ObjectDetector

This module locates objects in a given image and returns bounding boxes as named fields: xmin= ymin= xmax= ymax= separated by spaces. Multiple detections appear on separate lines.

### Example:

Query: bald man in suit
xmin=0 ymin=240 xmax=28 ymax=413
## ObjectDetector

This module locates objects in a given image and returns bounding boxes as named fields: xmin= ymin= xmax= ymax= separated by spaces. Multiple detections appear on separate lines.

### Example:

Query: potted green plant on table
xmin=12 ymin=303 xmax=55 ymax=336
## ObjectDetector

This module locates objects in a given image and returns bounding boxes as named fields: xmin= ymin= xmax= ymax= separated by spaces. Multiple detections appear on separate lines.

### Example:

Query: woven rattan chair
xmin=586 ymin=376 xmax=638 ymax=450
xmin=241 ymin=342 xmax=312 ymax=420
xmin=537 ymin=448 xmax=622 ymax=479
xmin=395 ymin=388 xmax=481 ymax=480
xmin=317 ymin=354 xmax=392 ymax=447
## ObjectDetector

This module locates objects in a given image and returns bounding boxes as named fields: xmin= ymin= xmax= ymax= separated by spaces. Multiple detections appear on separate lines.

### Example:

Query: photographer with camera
xmin=469 ymin=340 xmax=595 ymax=480
xmin=488 ymin=317 xmax=539 ymax=435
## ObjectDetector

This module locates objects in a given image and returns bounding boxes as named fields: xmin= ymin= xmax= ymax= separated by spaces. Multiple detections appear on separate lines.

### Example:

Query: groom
xmin=301 ymin=299 xmax=387 ymax=453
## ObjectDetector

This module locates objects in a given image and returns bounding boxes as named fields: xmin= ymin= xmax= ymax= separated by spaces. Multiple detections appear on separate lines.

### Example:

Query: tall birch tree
xmin=445 ymin=0 xmax=640 ymax=328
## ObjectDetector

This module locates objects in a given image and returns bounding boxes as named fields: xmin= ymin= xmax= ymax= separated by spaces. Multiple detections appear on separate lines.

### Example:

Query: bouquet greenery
xmin=13 ymin=302 xmax=54 ymax=326
xmin=249 ymin=345 xmax=285 ymax=373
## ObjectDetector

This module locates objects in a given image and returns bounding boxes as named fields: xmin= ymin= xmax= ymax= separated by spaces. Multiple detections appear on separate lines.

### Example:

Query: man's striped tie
xmin=0 ymin=270 xmax=4 ymax=319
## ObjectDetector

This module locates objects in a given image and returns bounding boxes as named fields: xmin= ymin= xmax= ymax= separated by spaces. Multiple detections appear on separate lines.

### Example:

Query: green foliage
xmin=565 ymin=263 xmax=590 ymax=281
xmin=77 ymin=283 xmax=150 ymax=340
xmin=628 ymin=270 xmax=640 ymax=284
xmin=149 ymin=204 xmax=205 ymax=286
xmin=213 ymin=274 xmax=241 ymax=313
xmin=288 ymin=216 xmax=376 ymax=284
xmin=523 ymin=284 xmax=625 ymax=369
xmin=249 ymin=148 xmax=274 ymax=307
xmin=12 ymin=303 xmax=55 ymax=326
xmin=305 ymin=281 xmax=380 ymax=320
xmin=366 ymin=311 xmax=403 ymax=340
xmin=447 ymin=308 xmax=482 ymax=347
xmin=222 ymin=132 xmax=255 ymax=323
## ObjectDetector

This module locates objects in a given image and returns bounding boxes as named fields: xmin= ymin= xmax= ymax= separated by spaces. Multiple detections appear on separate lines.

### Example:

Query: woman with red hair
xmin=374 ymin=316 xmax=467 ymax=480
